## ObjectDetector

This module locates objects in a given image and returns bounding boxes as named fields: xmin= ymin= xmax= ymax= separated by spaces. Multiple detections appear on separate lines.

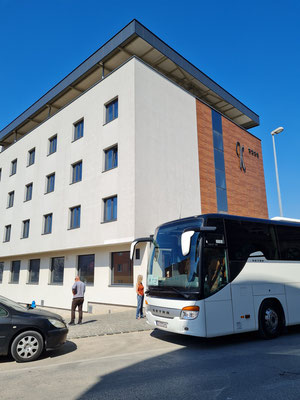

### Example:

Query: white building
xmin=0 ymin=21 xmax=264 ymax=310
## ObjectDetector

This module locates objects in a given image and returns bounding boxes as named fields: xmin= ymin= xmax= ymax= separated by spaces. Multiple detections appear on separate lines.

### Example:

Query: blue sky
xmin=1 ymin=0 xmax=299 ymax=218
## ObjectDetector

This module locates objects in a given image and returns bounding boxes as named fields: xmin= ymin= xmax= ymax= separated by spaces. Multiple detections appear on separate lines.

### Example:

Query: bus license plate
xmin=156 ymin=321 xmax=168 ymax=328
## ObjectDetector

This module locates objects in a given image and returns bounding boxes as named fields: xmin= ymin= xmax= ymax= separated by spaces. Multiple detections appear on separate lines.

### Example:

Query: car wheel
xmin=11 ymin=331 xmax=44 ymax=362
xmin=259 ymin=300 xmax=283 ymax=339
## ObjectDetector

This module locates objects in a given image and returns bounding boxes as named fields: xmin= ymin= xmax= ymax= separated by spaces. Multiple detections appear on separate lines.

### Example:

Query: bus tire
xmin=258 ymin=299 xmax=283 ymax=339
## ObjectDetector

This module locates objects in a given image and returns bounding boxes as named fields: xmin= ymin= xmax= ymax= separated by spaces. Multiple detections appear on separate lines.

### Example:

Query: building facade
xmin=0 ymin=21 xmax=268 ymax=310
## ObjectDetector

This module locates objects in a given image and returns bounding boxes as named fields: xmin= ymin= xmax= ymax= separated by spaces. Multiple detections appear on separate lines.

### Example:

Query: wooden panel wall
xmin=196 ymin=100 xmax=217 ymax=214
xmin=222 ymin=117 xmax=268 ymax=218
xmin=196 ymin=99 xmax=268 ymax=218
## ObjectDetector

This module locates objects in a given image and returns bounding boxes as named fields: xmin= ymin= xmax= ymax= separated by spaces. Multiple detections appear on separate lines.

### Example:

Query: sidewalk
xmin=38 ymin=305 xmax=151 ymax=339
xmin=67 ymin=310 xmax=150 ymax=339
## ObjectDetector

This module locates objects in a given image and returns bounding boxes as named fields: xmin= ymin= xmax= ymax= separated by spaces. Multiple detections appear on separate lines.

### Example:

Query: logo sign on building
xmin=248 ymin=148 xmax=259 ymax=158
xmin=236 ymin=142 xmax=246 ymax=172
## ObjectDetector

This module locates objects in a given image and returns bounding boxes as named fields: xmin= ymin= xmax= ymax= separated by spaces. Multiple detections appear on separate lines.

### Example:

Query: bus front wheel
xmin=259 ymin=300 xmax=283 ymax=339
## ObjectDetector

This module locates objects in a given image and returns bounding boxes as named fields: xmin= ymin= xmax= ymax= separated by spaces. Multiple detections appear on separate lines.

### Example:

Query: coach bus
xmin=130 ymin=214 xmax=300 ymax=339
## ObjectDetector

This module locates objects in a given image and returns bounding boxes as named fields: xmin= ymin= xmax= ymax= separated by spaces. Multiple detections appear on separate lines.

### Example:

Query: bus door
xmin=202 ymin=235 xmax=234 ymax=337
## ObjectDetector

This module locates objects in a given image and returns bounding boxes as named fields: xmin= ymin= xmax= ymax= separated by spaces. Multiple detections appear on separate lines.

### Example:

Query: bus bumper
xmin=146 ymin=308 xmax=206 ymax=337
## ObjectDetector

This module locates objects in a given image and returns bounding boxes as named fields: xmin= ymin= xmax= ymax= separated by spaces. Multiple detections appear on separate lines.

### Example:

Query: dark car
xmin=0 ymin=295 xmax=68 ymax=362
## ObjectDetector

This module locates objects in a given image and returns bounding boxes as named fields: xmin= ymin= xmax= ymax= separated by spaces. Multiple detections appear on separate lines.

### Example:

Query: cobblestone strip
xmin=67 ymin=310 xmax=151 ymax=339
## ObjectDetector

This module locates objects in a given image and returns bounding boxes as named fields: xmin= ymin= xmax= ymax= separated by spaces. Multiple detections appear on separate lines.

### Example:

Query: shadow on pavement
xmin=0 ymin=340 xmax=77 ymax=364
xmin=46 ymin=340 xmax=77 ymax=359
xmin=0 ymin=355 xmax=13 ymax=364
xmin=149 ymin=327 xmax=258 ymax=348
xmin=149 ymin=324 xmax=300 ymax=349
xmin=76 ymin=326 xmax=300 ymax=400
xmin=80 ymin=320 xmax=97 ymax=325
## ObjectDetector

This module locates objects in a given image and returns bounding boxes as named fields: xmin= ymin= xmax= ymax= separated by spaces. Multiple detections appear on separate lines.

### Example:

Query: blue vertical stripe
xmin=211 ymin=110 xmax=228 ymax=212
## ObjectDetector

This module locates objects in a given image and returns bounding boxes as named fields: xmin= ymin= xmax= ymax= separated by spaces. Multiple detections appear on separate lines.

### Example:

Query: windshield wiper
xmin=169 ymin=287 xmax=190 ymax=299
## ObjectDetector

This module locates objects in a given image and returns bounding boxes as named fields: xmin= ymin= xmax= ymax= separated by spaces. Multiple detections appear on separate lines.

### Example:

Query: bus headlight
xmin=180 ymin=306 xmax=199 ymax=320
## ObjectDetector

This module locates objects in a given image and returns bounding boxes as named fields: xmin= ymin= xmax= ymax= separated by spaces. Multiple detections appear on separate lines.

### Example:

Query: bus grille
xmin=149 ymin=306 xmax=180 ymax=319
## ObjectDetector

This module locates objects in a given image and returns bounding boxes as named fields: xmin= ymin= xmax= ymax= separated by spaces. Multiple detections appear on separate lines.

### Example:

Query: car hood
xmin=18 ymin=308 xmax=64 ymax=321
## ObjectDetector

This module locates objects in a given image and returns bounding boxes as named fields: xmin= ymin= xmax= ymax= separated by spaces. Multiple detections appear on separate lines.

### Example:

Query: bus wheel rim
xmin=264 ymin=308 xmax=279 ymax=333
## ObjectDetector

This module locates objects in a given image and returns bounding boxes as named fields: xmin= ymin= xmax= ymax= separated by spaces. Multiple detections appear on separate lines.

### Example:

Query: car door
xmin=0 ymin=305 xmax=12 ymax=355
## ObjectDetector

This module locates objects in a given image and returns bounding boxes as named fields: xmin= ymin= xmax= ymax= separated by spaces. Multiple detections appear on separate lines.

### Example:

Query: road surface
xmin=2 ymin=327 xmax=300 ymax=399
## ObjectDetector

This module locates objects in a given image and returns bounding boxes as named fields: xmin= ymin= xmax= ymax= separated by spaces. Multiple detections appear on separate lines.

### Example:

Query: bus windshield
xmin=147 ymin=218 xmax=203 ymax=292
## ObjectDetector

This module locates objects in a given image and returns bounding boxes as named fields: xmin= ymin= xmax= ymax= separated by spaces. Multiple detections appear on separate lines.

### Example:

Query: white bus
xmin=131 ymin=214 xmax=300 ymax=339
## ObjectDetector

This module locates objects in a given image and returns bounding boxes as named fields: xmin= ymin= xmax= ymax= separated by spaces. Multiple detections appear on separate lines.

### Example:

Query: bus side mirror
xmin=130 ymin=241 xmax=138 ymax=260
xmin=181 ymin=231 xmax=195 ymax=256
xmin=130 ymin=237 xmax=154 ymax=260
xmin=181 ymin=226 xmax=216 ymax=256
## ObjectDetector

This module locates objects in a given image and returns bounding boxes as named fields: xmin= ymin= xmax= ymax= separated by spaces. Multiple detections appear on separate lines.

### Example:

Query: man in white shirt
xmin=69 ymin=276 xmax=86 ymax=325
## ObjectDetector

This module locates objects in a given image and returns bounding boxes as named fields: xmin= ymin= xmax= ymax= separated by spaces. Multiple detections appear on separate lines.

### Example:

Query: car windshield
xmin=0 ymin=295 xmax=27 ymax=312
xmin=147 ymin=218 xmax=203 ymax=291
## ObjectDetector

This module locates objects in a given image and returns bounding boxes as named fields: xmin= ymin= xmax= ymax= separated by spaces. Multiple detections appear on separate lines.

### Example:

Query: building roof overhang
xmin=0 ymin=19 xmax=259 ymax=150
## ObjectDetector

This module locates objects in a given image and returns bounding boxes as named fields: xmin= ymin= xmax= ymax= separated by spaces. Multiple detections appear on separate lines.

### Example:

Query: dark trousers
xmin=71 ymin=297 xmax=84 ymax=322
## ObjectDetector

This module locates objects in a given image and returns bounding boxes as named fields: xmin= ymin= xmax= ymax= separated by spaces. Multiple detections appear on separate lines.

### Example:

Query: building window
xmin=7 ymin=191 xmax=14 ymax=208
xmin=70 ymin=206 xmax=81 ymax=229
xmin=10 ymin=260 xmax=20 ymax=284
xmin=74 ymin=119 xmax=84 ymax=141
xmin=78 ymin=254 xmax=94 ymax=284
xmin=48 ymin=135 xmax=57 ymax=155
xmin=72 ymin=161 xmax=82 ymax=183
xmin=4 ymin=225 xmax=11 ymax=242
xmin=46 ymin=173 xmax=55 ymax=193
xmin=105 ymin=98 xmax=118 ymax=123
xmin=22 ymin=219 xmax=30 ymax=239
xmin=28 ymin=148 xmax=35 ymax=166
xmin=50 ymin=257 xmax=64 ymax=285
xmin=28 ymin=259 xmax=40 ymax=284
xmin=111 ymin=251 xmax=132 ymax=285
xmin=43 ymin=213 xmax=53 ymax=234
xmin=10 ymin=159 xmax=17 ymax=176
xmin=103 ymin=196 xmax=117 ymax=222
xmin=104 ymin=145 xmax=118 ymax=171
xmin=0 ymin=262 xmax=3 ymax=283
xmin=25 ymin=183 xmax=33 ymax=201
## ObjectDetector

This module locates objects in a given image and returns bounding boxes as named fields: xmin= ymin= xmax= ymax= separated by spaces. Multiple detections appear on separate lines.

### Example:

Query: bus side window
xmin=276 ymin=225 xmax=300 ymax=261
xmin=226 ymin=220 xmax=278 ymax=261
xmin=225 ymin=220 xmax=279 ymax=281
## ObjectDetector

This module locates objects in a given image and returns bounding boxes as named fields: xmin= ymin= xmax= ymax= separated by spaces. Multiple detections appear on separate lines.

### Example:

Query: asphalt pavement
xmin=3 ymin=327 xmax=300 ymax=399
xmin=3 ymin=304 xmax=300 ymax=399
